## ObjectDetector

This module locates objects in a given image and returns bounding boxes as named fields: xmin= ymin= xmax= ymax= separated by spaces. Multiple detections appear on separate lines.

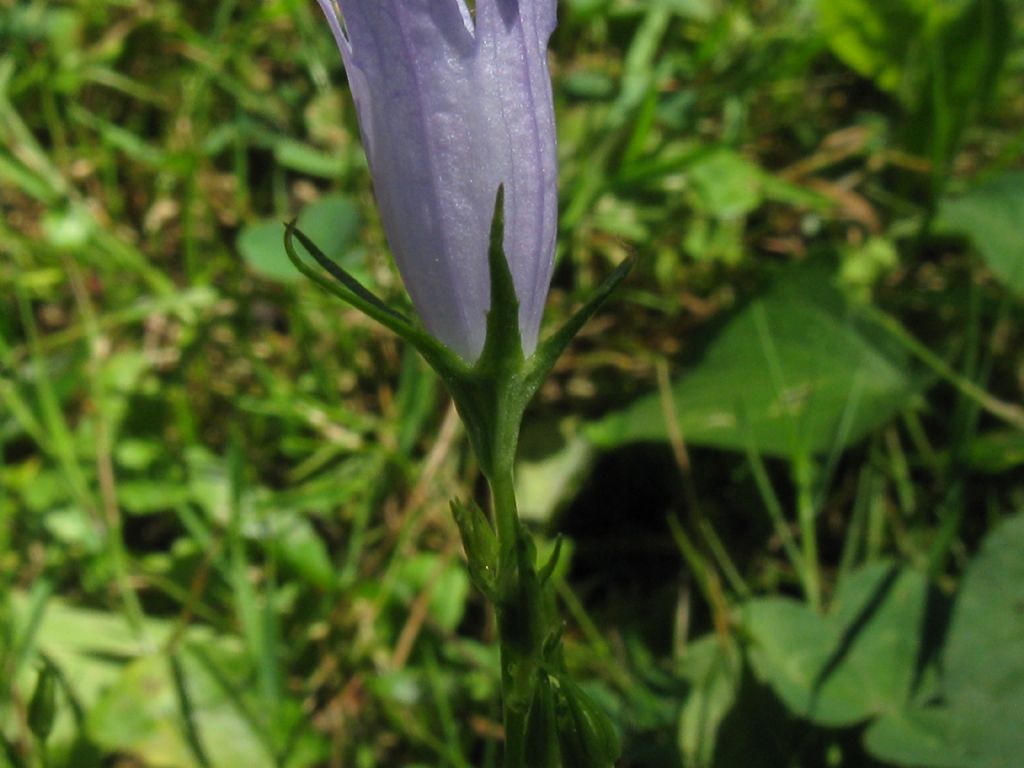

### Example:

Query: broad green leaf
xmin=87 ymin=646 xmax=326 ymax=768
xmin=936 ymin=172 xmax=1024 ymax=297
xmin=865 ymin=513 xmax=1024 ymax=767
xmin=238 ymin=194 xmax=361 ymax=284
xmin=88 ymin=653 xmax=234 ymax=768
xmin=743 ymin=563 xmax=934 ymax=727
xmin=687 ymin=149 xmax=765 ymax=219
xmin=940 ymin=512 xmax=1024 ymax=762
xmin=864 ymin=708 xmax=969 ymax=768
xmin=11 ymin=598 xmax=222 ymax=693
xmin=8 ymin=595 xmax=211 ymax=748
xmin=587 ymin=265 xmax=918 ymax=458
xmin=9 ymin=596 xmax=326 ymax=768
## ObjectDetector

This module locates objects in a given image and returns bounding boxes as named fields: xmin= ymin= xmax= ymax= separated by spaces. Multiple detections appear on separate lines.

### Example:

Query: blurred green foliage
xmin=1 ymin=0 xmax=1023 ymax=766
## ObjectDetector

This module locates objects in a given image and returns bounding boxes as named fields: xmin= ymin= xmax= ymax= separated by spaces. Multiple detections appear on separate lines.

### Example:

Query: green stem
xmin=489 ymin=458 xmax=521 ymax=575
xmin=286 ymin=193 xmax=632 ymax=768
xmin=793 ymin=455 xmax=821 ymax=612
xmin=488 ymin=452 xmax=543 ymax=768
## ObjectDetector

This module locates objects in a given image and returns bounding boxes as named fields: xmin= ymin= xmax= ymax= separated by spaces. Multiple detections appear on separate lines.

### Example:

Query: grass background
xmin=2 ymin=0 xmax=1023 ymax=766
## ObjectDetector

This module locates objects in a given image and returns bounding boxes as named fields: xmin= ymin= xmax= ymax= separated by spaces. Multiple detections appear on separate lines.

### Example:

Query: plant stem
xmin=488 ymin=457 xmax=544 ymax=768
xmin=489 ymin=458 xmax=521 ymax=575
xmin=793 ymin=455 xmax=821 ymax=612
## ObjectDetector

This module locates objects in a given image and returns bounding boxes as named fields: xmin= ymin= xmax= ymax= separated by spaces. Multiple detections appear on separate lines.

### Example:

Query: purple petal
xmin=317 ymin=0 xmax=559 ymax=361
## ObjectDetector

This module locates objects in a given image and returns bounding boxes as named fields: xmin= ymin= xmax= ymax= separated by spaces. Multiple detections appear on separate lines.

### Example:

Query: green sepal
xmin=450 ymin=498 xmax=499 ymax=599
xmin=537 ymin=535 xmax=564 ymax=588
xmin=523 ymin=672 xmax=561 ymax=768
xmin=476 ymin=186 xmax=525 ymax=373
xmin=525 ymin=255 xmax=636 ymax=394
xmin=554 ymin=676 xmax=622 ymax=768
xmin=286 ymin=190 xmax=634 ymax=484
xmin=28 ymin=663 xmax=57 ymax=743
xmin=284 ymin=220 xmax=470 ymax=381
xmin=437 ymin=187 xmax=534 ymax=480
xmin=542 ymin=624 xmax=566 ymax=666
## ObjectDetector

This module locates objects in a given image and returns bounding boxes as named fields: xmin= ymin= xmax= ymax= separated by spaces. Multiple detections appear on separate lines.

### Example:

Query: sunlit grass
xmin=1 ymin=0 xmax=1023 ymax=766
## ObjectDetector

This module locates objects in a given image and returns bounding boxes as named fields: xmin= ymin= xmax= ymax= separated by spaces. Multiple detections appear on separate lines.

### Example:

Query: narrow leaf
xmin=286 ymin=221 xmax=408 ymax=325
xmin=537 ymin=536 xmax=564 ymax=587
xmin=284 ymin=222 xmax=468 ymax=377
xmin=528 ymin=256 xmax=635 ymax=387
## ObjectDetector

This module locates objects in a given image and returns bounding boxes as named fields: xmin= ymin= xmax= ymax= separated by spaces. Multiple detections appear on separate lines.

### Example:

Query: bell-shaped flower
xmin=315 ymin=0 xmax=559 ymax=362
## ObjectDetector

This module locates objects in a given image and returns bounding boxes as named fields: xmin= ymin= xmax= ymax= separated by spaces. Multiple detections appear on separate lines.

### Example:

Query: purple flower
xmin=315 ymin=0 xmax=559 ymax=362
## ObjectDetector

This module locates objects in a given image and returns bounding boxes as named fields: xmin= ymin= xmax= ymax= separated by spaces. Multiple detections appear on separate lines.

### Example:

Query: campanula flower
xmin=315 ymin=0 xmax=559 ymax=362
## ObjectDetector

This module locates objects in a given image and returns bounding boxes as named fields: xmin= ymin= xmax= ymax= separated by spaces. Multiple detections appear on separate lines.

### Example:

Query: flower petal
xmin=321 ymin=0 xmax=559 ymax=361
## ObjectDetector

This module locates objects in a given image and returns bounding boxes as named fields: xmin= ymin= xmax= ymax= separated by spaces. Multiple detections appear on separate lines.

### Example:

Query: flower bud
xmin=316 ymin=0 xmax=559 ymax=362
xmin=451 ymin=497 xmax=499 ymax=597
xmin=555 ymin=677 xmax=621 ymax=768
